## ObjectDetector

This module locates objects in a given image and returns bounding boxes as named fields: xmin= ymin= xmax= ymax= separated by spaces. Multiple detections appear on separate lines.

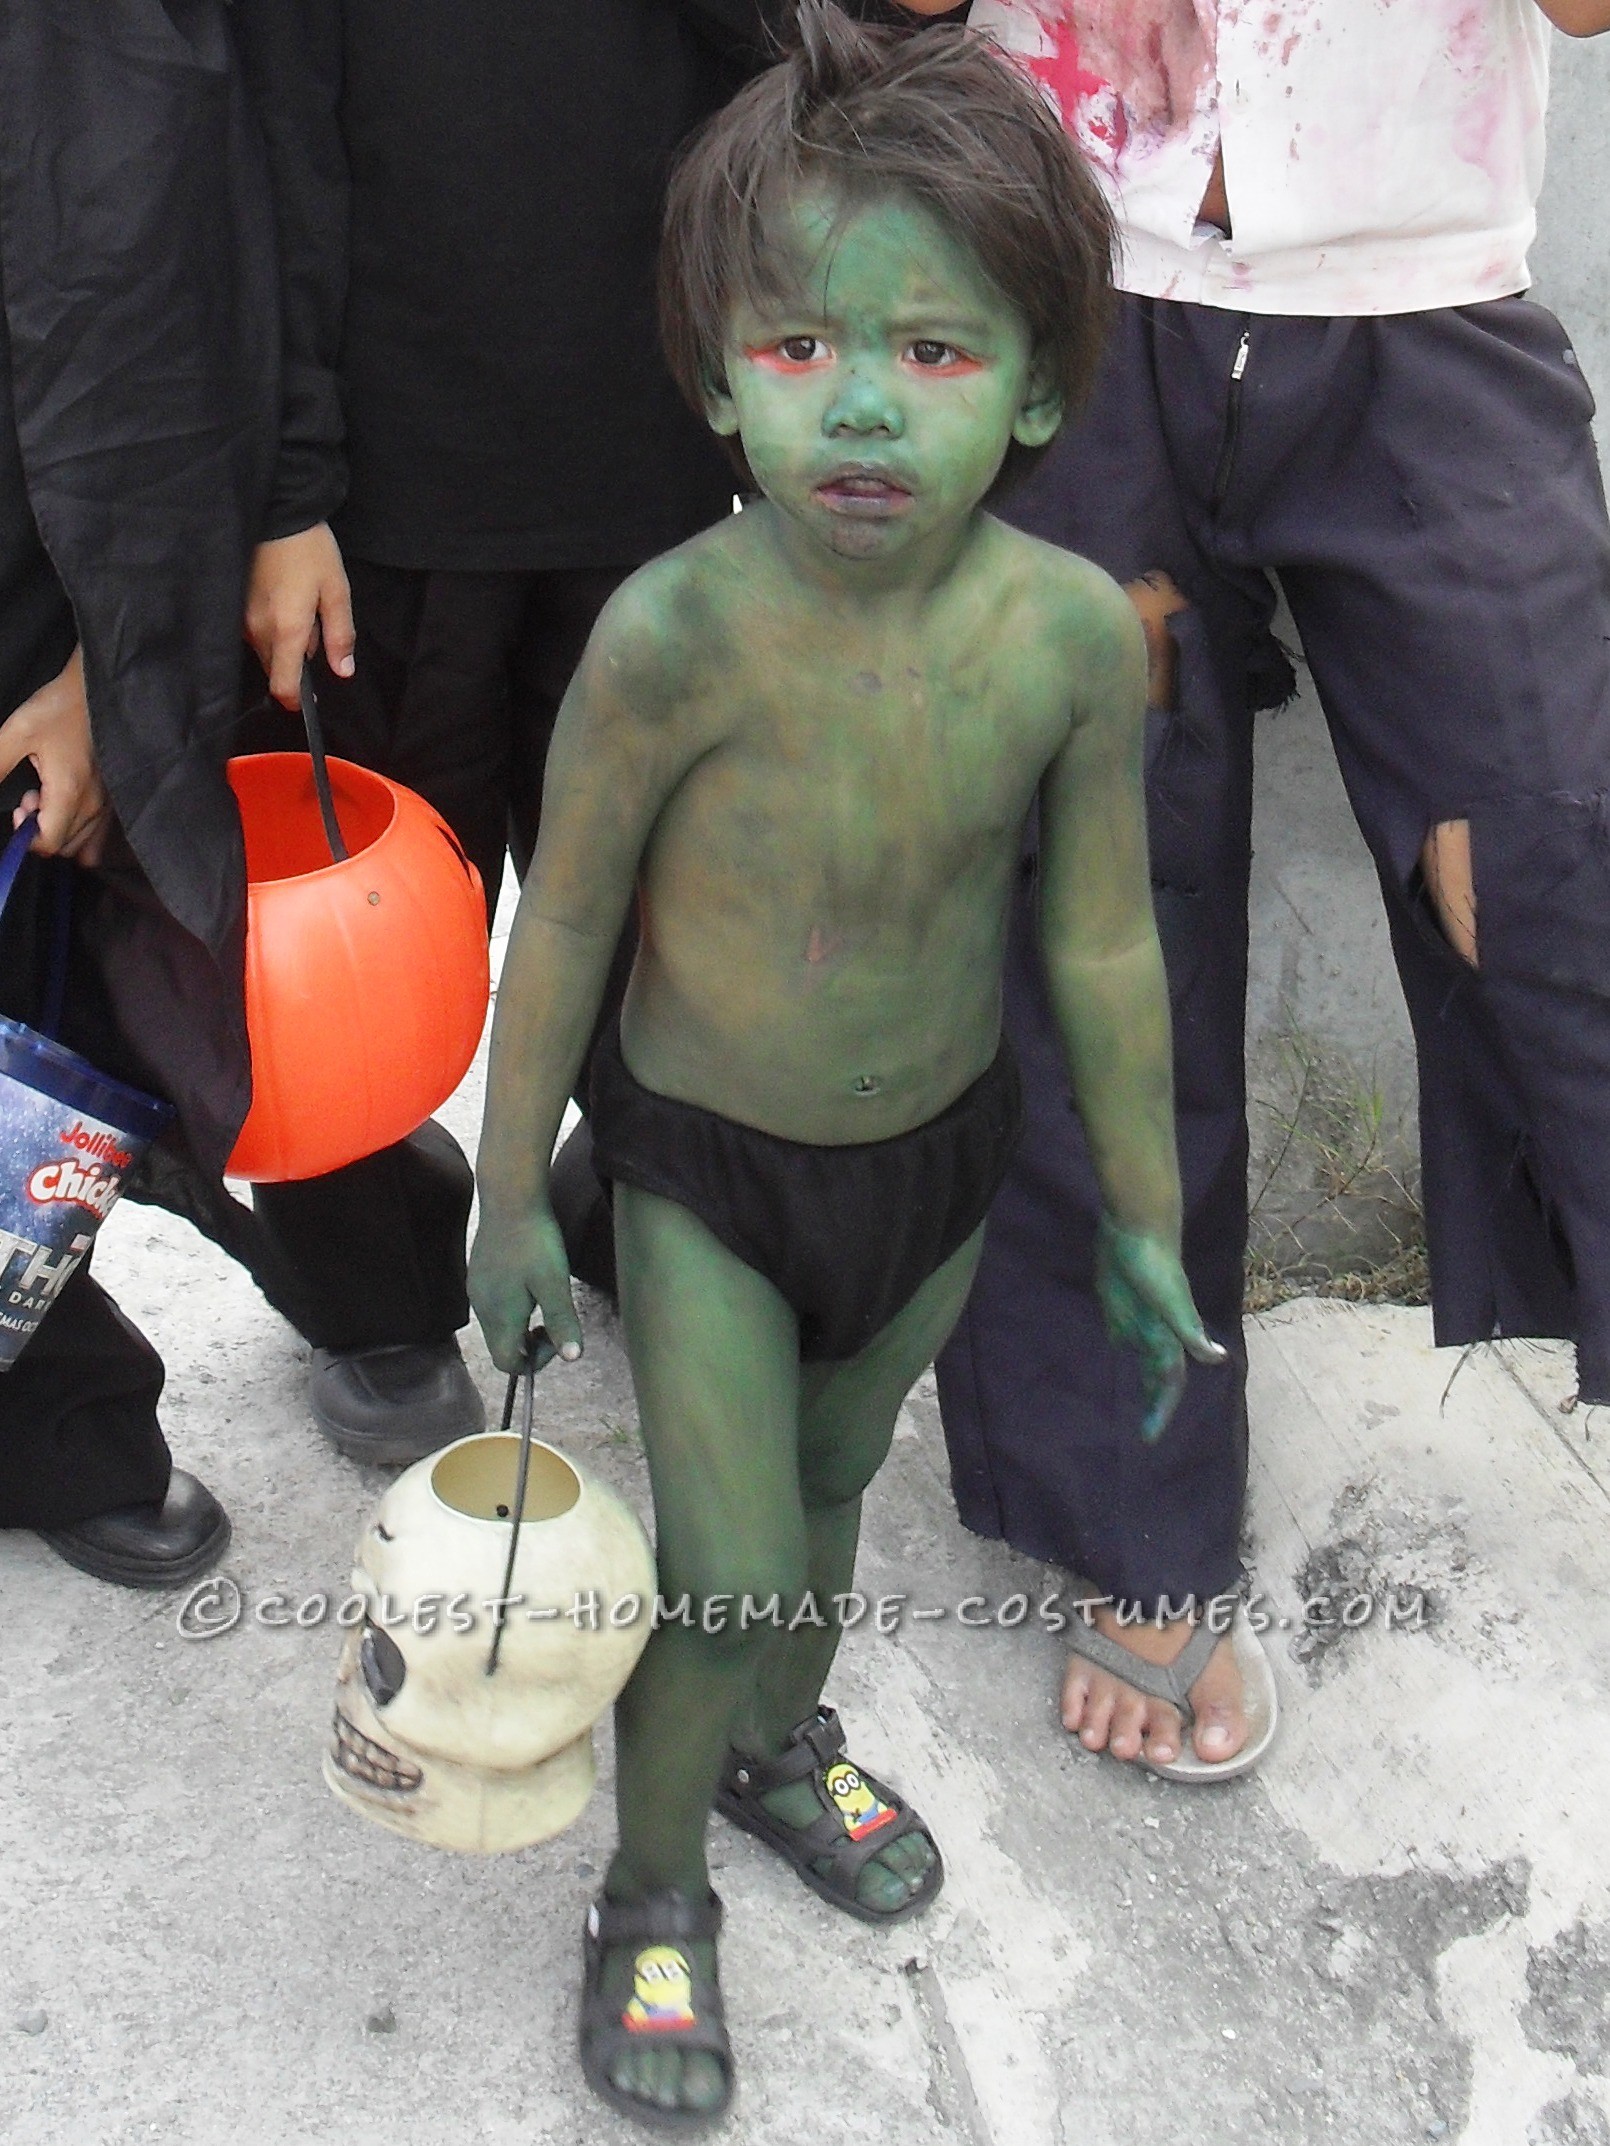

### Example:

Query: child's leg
xmin=591 ymin=1182 xmax=804 ymax=2121
xmin=731 ymin=1226 xmax=986 ymax=1913
xmin=610 ymin=1181 xmax=808 ymax=1897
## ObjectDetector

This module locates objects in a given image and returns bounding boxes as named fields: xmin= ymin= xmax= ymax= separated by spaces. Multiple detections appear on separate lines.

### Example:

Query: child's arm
xmin=469 ymin=575 xmax=707 ymax=1371
xmin=1037 ymin=567 xmax=1225 ymax=1441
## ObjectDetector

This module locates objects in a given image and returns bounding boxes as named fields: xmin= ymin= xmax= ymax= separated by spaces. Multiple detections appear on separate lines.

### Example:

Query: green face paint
xmin=707 ymin=189 xmax=1060 ymax=578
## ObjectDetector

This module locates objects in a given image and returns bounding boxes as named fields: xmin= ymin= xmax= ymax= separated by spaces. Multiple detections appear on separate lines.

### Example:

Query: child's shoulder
xmin=582 ymin=525 xmax=744 ymax=717
xmin=975 ymin=520 xmax=1147 ymax=724
xmin=980 ymin=518 xmax=1143 ymax=663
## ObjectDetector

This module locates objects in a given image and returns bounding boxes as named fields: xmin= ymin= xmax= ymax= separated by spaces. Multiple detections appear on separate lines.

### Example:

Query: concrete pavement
xmin=5 ymin=997 xmax=1609 ymax=2146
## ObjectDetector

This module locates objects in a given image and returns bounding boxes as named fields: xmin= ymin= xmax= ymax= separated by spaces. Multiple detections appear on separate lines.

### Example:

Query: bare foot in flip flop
xmin=1062 ymin=1605 xmax=1249 ymax=1769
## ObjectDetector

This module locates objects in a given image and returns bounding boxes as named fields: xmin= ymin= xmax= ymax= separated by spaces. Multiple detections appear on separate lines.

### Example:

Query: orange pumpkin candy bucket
xmin=225 ymin=680 xmax=490 ymax=1182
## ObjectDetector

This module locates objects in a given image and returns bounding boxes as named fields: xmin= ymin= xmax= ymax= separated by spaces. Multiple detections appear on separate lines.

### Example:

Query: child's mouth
xmin=815 ymin=470 xmax=913 ymax=518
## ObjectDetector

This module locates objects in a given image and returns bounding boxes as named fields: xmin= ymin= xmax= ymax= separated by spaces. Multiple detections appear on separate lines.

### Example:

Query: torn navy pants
xmin=936 ymin=292 xmax=1610 ymax=1608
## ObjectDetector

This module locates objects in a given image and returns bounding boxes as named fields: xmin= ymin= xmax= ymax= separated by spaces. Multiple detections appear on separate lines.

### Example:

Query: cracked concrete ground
xmin=4 ymin=921 xmax=1610 ymax=2146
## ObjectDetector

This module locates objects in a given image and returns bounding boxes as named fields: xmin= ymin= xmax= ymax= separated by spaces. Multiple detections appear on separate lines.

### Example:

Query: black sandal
xmin=579 ymin=1888 xmax=734 ymax=2134
xmin=715 ymin=1706 xmax=944 ymax=1926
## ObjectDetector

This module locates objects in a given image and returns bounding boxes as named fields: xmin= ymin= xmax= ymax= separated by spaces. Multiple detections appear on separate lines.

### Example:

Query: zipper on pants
xmin=1210 ymin=327 xmax=1252 ymax=513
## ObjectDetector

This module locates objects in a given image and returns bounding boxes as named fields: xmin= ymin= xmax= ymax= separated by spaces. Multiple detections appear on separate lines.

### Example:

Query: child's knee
xmin=798 ymin=1439 xmax=889 ymax=1512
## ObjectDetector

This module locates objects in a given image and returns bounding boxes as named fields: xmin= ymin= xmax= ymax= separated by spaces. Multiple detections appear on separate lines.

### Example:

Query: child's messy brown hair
xmin=659 ymin=0 xmax=1115 ymax=488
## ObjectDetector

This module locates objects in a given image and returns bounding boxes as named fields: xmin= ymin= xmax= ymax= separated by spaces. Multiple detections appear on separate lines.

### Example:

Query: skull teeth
xmin=330 ymin=1706 xmax=423 ymax=1796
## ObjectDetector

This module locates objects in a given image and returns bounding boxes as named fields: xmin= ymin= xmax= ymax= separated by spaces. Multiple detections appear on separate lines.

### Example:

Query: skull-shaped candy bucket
xmin=325 ymin=1417 xmax=656 ymax=1855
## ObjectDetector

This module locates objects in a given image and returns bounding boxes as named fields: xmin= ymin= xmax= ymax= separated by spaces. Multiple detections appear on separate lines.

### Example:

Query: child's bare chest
xmin=738 ymin=653 xmax=1059 ymax=847
xmin=650 ymin=635 xmax=1071 ymax=952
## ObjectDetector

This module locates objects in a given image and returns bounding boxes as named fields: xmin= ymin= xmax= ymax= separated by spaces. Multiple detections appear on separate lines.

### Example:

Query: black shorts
xmin=590 ymin=1023 xmax=1023 ymax=1362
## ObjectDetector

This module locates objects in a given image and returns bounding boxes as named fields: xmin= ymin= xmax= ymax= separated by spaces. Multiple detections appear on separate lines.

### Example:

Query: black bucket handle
xmin=299 ymin=665 xmax=349 ymax=865
xmin=484 ymin=1324 xmax=560 ymax=1678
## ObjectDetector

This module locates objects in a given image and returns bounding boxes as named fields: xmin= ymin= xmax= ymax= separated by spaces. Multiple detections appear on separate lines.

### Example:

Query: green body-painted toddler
xmin=471 ymin=6 xmax=1223 ymax=2125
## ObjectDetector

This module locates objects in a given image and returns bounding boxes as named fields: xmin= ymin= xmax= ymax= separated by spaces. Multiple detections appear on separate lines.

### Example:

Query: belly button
xmin=852 ymin=1073 xmax=882 ymax=1097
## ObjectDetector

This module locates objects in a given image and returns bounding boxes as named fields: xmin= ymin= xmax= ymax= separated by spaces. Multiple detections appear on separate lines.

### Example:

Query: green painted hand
xmin=468 ymin=1203 xmax=583 ymax=1372
xmin=1094 ymin=1215 xmax=1227 ymax=1445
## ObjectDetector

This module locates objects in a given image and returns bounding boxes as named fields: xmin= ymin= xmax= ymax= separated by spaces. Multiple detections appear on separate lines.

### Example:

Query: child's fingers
xmin=1183 ymin=1326 xmax=1229 ymax=1367
xmin=318 ymin=571 xmax=357 ymax=681
xmin=1138 ymin=1348 xmax=1187 ymax=1446
xmin=268 ymin=612 xmax=314 ymax=709
xmin=1095 ymin=1266 xmax=1144 ymax=1350
xmin=483 ymin=1329 xmax=528 ymax=1376
xmin=477 ymin=1297 xmax=536 ymax=1374
xmin=1097 ymin=1254 xmax=1210 ymax=1442
xmin=536 ymin=1279 xmax=584 ymax=1363
xmin=1140 ymin=1263 xmax=1228 ymax=1366
xmin=1162 ymin=1287 xmax=1229 ymax=1365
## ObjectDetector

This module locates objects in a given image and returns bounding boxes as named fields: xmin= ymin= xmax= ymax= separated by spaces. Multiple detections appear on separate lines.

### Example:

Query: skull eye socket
xmin=360 ymin=1620 xmax=407 ymax=1707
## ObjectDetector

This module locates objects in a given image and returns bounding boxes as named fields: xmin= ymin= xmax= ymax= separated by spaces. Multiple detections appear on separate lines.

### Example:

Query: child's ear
xmin=702 ymin=365 xmax=740 ymax=439
xmin=1012 ymin=363 xmax=1063 ymax=450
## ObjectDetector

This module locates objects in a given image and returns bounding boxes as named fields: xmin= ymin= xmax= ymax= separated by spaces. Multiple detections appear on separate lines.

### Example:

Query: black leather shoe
xmin=38 ymin=1469 xmax=231 ymax=1591
xmin=309 ymin=1340 xmax=485 ymax=1466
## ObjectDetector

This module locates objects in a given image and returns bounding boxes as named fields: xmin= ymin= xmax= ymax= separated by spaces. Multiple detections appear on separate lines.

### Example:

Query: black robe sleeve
xmin=0 ymin=0 xmax=282 ymax=1172
xmin=235 ymin=0 xmax=350 ymax=540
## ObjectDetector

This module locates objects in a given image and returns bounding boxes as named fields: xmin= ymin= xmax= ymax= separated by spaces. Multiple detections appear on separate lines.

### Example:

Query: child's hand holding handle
xmin=469 ymin=1201 xmax=584 ymax=1372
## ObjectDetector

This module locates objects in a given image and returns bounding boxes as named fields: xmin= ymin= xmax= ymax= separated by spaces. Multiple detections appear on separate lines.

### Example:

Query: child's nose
xmin=823 ymin=368 xmax=903 ymax=438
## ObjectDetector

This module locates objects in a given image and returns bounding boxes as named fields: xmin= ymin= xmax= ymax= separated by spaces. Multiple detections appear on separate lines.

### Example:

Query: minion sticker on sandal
xmin=623 ymin=1945 xmax=697 ymax=2033
xmin=825 ymin=1760 xmax=897 ymax=1840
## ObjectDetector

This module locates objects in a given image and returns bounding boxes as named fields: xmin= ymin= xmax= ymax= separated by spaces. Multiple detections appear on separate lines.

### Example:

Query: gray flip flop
xmin=1064 ymin=1588 xmax=1280 ymax=1782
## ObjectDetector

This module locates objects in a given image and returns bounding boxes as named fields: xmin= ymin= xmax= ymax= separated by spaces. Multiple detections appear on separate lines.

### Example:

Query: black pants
xmin=937 ymin=294 xmax=1610 ymax=1608
xmin=244 ymin=559 xmax=628 ymax=1349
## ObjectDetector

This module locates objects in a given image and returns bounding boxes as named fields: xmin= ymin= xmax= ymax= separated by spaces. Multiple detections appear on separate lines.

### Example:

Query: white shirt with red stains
xmin=969 ymin=0 xmax=1553 ymax=316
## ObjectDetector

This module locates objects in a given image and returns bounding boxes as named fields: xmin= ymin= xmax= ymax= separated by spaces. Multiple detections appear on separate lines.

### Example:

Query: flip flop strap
xmin=1066 ymin=1592 xmax=1230 ymax=1724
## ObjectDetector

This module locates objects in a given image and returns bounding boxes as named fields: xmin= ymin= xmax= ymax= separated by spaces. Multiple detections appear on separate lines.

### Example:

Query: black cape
xmin=0 ymin=0 xmax=280 ymax=1177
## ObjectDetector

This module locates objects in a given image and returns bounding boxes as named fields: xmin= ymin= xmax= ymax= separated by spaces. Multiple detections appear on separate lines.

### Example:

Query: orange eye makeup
xmin=744 ymin=337 xmax=836 ymax=372
xmin=903 ymin=342 xmax=984 ymax=376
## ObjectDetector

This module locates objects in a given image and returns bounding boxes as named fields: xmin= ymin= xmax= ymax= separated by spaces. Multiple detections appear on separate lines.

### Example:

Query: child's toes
xmin=857 ymin=1829 xmax=938 ymax=1910
xmin=608 ymin=2048 xmax=646 ymax=2101
xmin=682 ymin=2050 xmax=730 ymax=2113
xmin=856 ymin=1855 xmax=915 ymax=1913
xmin=643 ymin=2048 xmax=683 ymax=2111
xmin=887 ymin=1830 xmax=937 ymax=1884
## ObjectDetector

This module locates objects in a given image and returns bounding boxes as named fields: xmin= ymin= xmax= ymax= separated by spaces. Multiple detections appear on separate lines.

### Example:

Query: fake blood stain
xmin=1016 ymin=2 xmax=1214 ymax=144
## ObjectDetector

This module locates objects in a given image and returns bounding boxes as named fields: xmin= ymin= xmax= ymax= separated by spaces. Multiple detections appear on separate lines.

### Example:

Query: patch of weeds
xmin=1245 ymin=1020 xmax=1427 ymax=1313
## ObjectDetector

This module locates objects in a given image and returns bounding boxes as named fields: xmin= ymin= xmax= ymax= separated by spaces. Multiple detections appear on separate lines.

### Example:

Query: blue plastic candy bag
xmin=0 ymin=819 xmax=171 ymax=1367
